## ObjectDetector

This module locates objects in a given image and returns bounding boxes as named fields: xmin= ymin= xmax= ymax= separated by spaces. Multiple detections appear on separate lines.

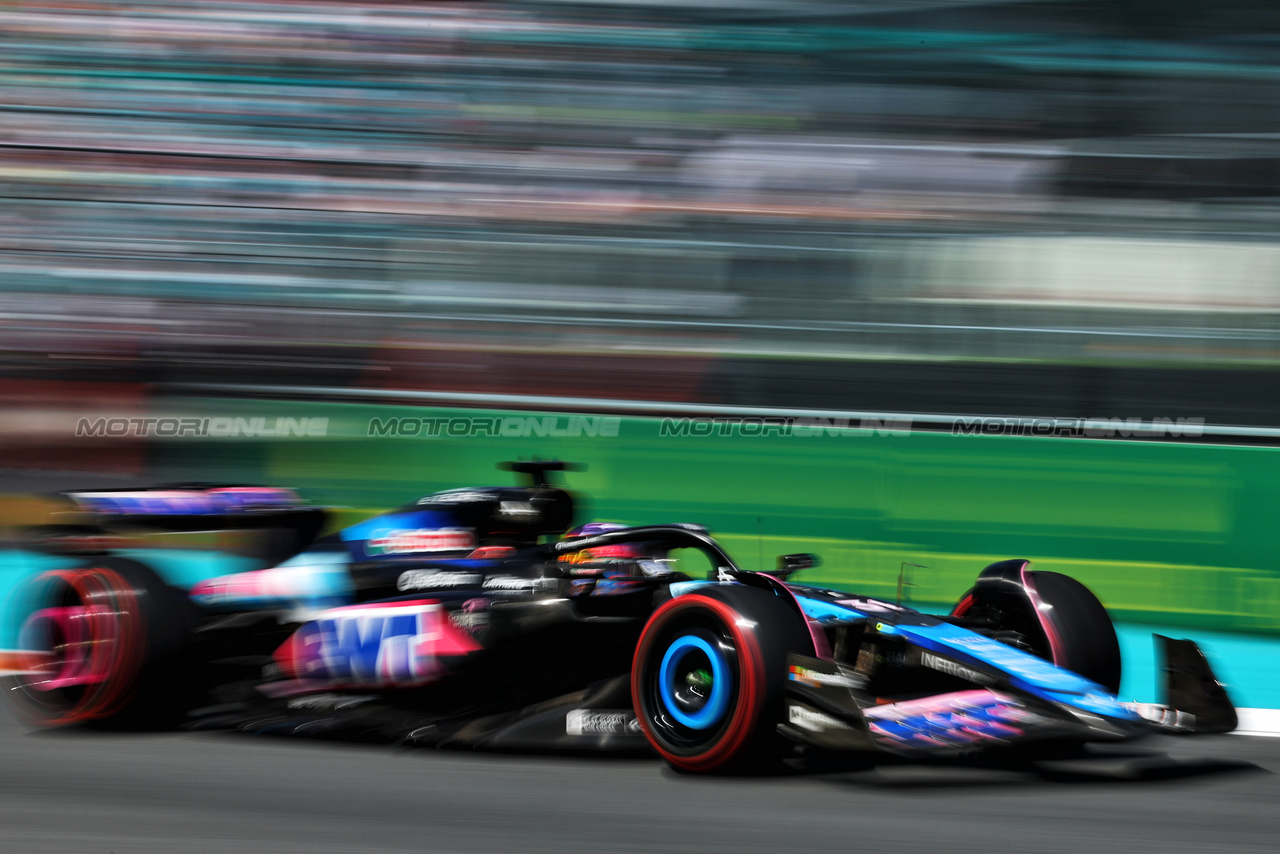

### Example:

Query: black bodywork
xmin=2 ymin=463 xmax=1237 ymax=767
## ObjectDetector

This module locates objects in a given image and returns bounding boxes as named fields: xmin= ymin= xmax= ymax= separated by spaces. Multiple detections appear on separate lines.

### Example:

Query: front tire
xmin=953 ymin=568 xmax=1121 ymax=694
xmin=632 ymin=586 xmax=812 ymax=773
xmin=1030 ymin=571 xmax=1121 ymax=695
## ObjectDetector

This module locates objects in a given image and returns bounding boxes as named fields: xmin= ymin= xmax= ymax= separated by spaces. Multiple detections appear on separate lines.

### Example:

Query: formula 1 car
xmin=1 ymin=462 xmax=1236 ymax=773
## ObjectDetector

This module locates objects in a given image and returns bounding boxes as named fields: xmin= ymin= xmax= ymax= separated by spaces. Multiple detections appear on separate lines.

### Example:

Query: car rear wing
xmin=23 ymin=486 xmax=327 ymax=565
xmin=62 ymin=486 xmax=305 ymax=517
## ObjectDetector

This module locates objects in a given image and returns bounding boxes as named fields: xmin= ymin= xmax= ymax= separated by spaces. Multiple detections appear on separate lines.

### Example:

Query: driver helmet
xmin=559 ymin=522 xmax=670 ymax=575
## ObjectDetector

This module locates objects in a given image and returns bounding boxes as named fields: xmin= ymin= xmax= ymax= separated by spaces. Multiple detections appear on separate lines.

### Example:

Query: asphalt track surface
xmin=1 ymin=707 xmax=1277 ymax=854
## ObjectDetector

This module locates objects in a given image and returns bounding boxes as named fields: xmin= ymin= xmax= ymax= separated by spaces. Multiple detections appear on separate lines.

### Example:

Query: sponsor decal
xmin=70 ymin=487 xmax=302 ymax=515
xmin=189 ymin=554 xmax=352 ymax=608
xmin=565 ymin=709 xmax=642 ymax=736
xmin=482 ymin=575 xmax=559 ymax=593
xmin=1127 ymin=702 xmax=1195 ymax=731
xmin=553 ymin=535 xmax=608 ymax=553
xmin=944 ymin=634 xmax=1085 ymax=690
xmin=920 ymin=652 xmax=994 ymax=685
xmin=418 ymin=490 xmax=496 ymax=505
xmin=498 ymin=501 xmax=538 ymax=518
xmin=839 ymin=598 xmax=907 ymax=615
xmin=396 ymin=570 xmax=484 ymax=592
xmin=787 ymin=664 xmax=866 ymax=690
xmin=863 ymin=689 xmax=1047 ymax=751
xmin=467 ymin=546 xmax=516 ymax=560
xmin=787 ymin=703 xmax=852 ymax=733
xmin=366 ymin=528 xmax=476 ymax=556
xmin=448 ymin=610 xmax=490 ymax=630
xmin=192 ymin=571 xmax=283 ymax=606
xmin=275 ymin=601 xmax=481 ymax=687
xmin=1066 ymin=691 xmax=1134 ymax=719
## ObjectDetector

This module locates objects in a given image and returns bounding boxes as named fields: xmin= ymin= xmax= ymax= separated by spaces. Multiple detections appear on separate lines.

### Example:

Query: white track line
xmin=1233 ymin=709 xmax=1280 ymax=737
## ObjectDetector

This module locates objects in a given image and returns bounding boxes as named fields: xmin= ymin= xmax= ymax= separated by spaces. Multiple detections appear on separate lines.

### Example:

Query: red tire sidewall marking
xmin=17 ymin=567 xmax=145 ymax=727
xmin=632 ymin=594 xmax=764 ymax=773
xmin=82 ymin=567 xmax=146 ymax=722
xmin=1020 ymin=568 xmax=1066 ymax=668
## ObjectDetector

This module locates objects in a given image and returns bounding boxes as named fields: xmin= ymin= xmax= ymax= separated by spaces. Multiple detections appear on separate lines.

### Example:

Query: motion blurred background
xmin=5 ymin=0 xmax=1280 ymax=702
xmin=10 ymin=0 xmax=1280 ymax=406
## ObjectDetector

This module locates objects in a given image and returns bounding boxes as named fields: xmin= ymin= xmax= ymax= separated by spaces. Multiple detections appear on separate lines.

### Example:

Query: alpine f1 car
xmin=1 ymin=462 xmax=1237 ymax=773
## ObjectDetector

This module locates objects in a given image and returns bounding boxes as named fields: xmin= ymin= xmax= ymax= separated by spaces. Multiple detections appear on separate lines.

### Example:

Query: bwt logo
xmin=368 ymin=415 xmax=620 ymax=438
xmin=659 ymin=417 xmax=912 ymax=438
xmin=278 ymin=602 xmax=480 ymax=686
xmin=76 ymin=416 xmax=329 ymax=438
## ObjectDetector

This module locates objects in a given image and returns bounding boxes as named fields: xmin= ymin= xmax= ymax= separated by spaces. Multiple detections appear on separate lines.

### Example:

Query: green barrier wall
xmin=151 ymin=398 xmax=1280 ymax=634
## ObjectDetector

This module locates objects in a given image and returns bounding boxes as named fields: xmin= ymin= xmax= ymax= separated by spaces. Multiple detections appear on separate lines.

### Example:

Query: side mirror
xmin=771 ymin=553 xmax=820 ymax=579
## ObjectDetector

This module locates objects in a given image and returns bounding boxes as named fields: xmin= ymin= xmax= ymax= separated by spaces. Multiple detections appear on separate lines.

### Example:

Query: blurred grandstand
xmin=5 ymin=0 xmax=1280 ymax=424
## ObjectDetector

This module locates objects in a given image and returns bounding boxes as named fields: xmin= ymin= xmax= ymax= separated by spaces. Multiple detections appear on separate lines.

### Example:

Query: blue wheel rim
xmin=658 ymin=634 xmax=731 ymax=730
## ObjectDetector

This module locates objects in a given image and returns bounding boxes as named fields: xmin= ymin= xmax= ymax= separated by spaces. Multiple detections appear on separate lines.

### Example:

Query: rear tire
xmin=4 ymin=557 xmax=192 ymax=728
xmin=631 ymin=586 xmax=812 ymax=774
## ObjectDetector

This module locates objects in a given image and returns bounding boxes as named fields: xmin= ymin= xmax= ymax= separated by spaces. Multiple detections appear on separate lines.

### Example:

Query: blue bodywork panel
xmin=669 ymin=580 xmax=1140 ymax=724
